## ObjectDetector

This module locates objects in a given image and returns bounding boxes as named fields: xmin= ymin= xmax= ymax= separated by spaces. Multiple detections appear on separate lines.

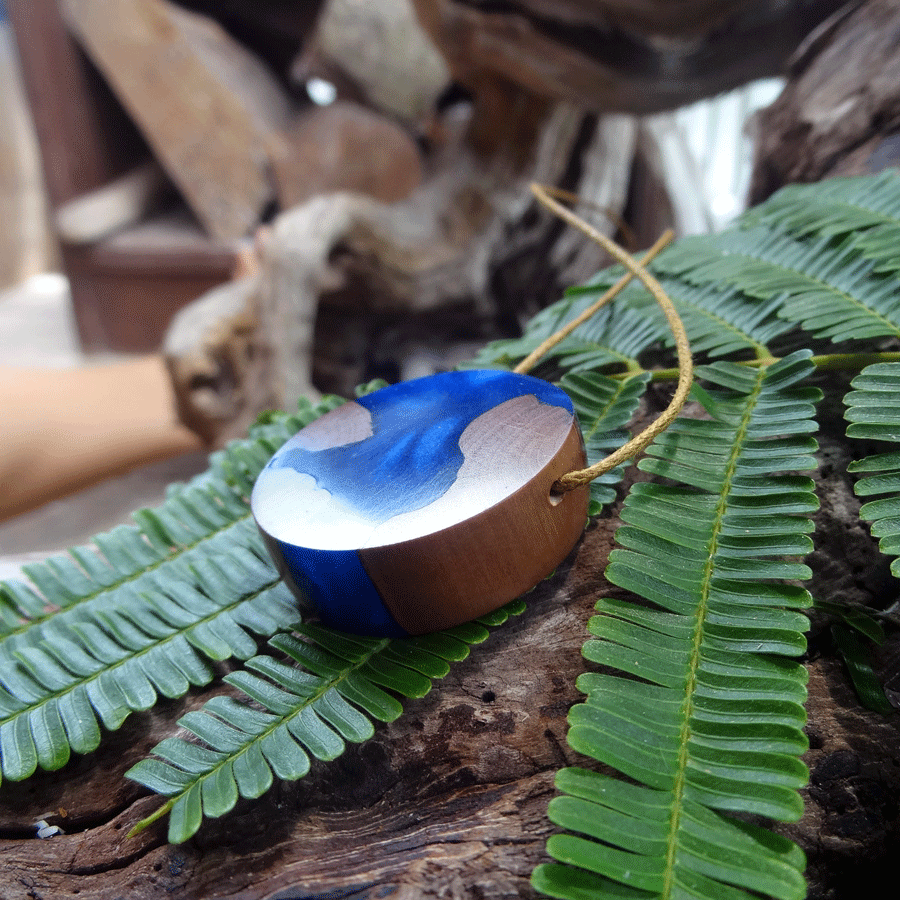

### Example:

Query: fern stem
xmin=614 ymin=351 xmax=900 ymax=384
xmin=128 ymin=635 xmax=391 ymax=840
xmin=808 ymin=351 xmax=900 ymax=371
xmin=662 ymin=366 xmax=766 ymax=898
xmin=128 ymin=795 xmax=177 ymax=835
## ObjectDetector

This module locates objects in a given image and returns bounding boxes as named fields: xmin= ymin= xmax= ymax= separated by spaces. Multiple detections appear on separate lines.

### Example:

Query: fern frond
xmin=615 ymin=276 xmax=793 ymax=361
xmin=533 ymin=351 xmax=818 ymax=900
xmin=830 ymin=624 xmax=894 ymax=715
xmin=126 ymin=601 xmax=524 ymax=843
xmin=469 ymin=286 xmax=668 ymax=373
xmin=551 ymin=288 xmax=669 ymax=373
xmin=559 ymin=371 xmax=649 ymax=511
xmin=0 ymin=399 xmax=344 ymax=785
xmin=742 ymin=170 xmax=900 ymax=274
xmin=654 ymin=227 xmax=900 ymax=343
xmin=846 ymin=361 xmax=900 ymax=577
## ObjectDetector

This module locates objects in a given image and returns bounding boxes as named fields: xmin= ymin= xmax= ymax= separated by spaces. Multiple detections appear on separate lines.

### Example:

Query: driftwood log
xmin=166 ymin=99 xmax=638 ymax=438
xmin=1 ymin=407 xmax=899 ymax=899
xmin=751 ymin=0 xmax=900 ymax=198
xmin=165 ymin=0 xmax=853 ymax=445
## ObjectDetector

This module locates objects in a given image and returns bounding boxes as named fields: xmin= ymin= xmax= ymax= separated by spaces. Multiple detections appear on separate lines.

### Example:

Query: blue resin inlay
xmin=275 ymin=541 xmax=407 ymax=638
xmin=252 ymin=369 xmax=576 ymax=635
xmin=265 ymin=370 xmax=572 ymax=526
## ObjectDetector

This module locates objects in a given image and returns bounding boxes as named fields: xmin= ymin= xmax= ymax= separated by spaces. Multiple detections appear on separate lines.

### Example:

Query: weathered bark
xmin=53 ymin=161 xmax=173 ymax=246
xmin=2 ymin=430 xmax=900 ymax=898
xmin=752 ymin=0 xmax=900 ymax=199
xmin=793 ymin=651 xmax=900 ymax=898
xmin=0 ymin=20 xmax=54 ymax=285
xmin=0 ymin=522 xmax=615 ymax=900
xmin=411 ymin=0 xmax=850 ymax=114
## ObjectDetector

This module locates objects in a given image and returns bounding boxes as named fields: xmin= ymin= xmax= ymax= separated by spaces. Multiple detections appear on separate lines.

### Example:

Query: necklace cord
xmin=518 ymin=183 xmax=694 ymax=492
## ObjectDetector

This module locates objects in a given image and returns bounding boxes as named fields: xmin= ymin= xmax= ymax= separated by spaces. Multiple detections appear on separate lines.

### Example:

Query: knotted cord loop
xmin=517 ymin=183 xmax=694 ymax=492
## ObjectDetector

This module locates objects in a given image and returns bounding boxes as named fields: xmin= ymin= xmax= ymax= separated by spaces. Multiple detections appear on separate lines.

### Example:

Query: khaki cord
xmin=526 ymin=184 xmax=640 ymax=251
xmin=519 ymin=183 xmax=694 ymax=492
xmin=512 ymin=229 xmax=673 ymax=377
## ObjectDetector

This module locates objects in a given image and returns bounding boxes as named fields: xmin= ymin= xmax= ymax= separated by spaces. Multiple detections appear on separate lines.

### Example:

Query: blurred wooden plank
xmin=59 ymin=0 xmax=293 ymax=240
xmin=64 ymin=208 xmax=240 ymax=352
xmin=6 ymin=0 xmax=145 ymax=207
xmin=6 ymin=0 xmax=236 ymax=353
xmin=53 ymin=160 xmax=173 ymax=245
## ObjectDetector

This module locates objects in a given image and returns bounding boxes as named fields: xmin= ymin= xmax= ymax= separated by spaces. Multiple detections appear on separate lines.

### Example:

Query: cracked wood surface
xmin=2 ymin=431 xmax=900 ymax=898
xmin=0 ymin=521 xmax=618 ymax=900
xmin=751 ymin=0 xmax=900 ymax=198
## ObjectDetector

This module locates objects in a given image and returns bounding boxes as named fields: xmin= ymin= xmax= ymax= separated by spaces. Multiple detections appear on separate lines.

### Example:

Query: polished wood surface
xmin=362 ymin=417 xmax=587 ymax=634
xmin=252 ymin=370 xmax=589 ymax=635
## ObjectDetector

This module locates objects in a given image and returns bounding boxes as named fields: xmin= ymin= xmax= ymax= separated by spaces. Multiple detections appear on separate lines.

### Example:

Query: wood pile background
xmin=2 ymin=2 xmax=899 ymax=898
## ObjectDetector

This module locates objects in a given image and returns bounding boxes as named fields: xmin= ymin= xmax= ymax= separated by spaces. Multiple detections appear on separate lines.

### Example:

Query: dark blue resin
xmin=275 ymin=541 xmax=407 ymax=637
xmin=255 ymin=370 xmax=575 ymax=636
xmin=266 ymin=369 xmax=572 ymax=525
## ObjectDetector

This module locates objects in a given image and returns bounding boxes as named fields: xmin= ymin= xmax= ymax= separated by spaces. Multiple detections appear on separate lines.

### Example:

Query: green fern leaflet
xmin=532 ymin=353 xmax=816 ymax=900
xmin=2 ymin=170 xmax=900 ymax=899
xmin=0 ymin=400 xmax=343 ymax=785
xmin=126 ymin=608 xmax=522 ymax=843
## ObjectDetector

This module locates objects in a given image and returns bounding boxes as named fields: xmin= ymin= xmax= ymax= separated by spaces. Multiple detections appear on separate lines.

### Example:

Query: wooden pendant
xmin=251 ymin=370 xmax=589 ymax=636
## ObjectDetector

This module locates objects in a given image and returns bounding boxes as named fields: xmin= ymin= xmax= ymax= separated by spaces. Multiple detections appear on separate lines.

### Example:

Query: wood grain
xmin=252 ymin=371 xmax=589 ymax=635
xmin=363 ymin=418 xmax=588 ymax=633
xmin=0 ymin=523 xmax=615 ymax=900
xmin=59 ymin=0 xmax=292 ymax=241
